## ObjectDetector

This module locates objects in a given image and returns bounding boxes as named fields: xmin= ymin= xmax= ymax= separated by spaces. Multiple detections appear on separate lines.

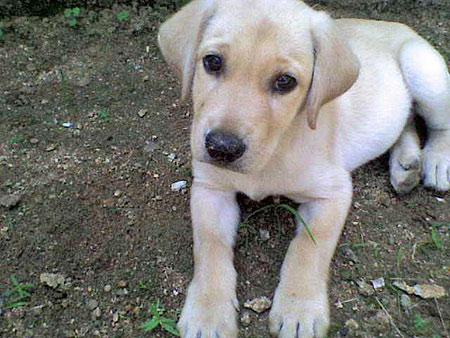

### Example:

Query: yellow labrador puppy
xmin=158 ymin=0 xmax=450 ymax=336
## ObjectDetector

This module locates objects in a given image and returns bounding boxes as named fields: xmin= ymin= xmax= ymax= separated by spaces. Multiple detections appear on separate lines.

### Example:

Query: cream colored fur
xmin=158 ymin=0 xmax=450 ymax=337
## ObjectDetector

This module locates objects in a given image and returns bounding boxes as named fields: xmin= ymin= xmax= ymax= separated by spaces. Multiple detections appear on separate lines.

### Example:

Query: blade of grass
xmin=279 ymin=204 xmax=316 ymax=245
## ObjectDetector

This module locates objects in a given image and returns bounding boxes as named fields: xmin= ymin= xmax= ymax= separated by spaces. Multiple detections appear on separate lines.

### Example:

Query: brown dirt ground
xmin=0 ymin=2 xmax=449 ymax=337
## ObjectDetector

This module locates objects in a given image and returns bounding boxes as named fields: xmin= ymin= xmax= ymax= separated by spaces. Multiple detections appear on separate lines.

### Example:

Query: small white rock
xmin=137 ymin=109 xmax=148 ymax=118
xmin=171 ymin=181 xmax=187 ymax=192
xmin=259 ymin=229 xmax=270 ymax=241
xmin=62 ymin=122 xmax=74 ymax=128
xmin=40 ymin=273 xmax=65 ymax=289
xmin=371 ymin=277 xmax=385 ymax=290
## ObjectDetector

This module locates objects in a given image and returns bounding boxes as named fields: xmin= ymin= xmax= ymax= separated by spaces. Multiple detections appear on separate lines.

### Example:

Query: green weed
xmin=3 ymin=275 xmax=34 ymax=308
xmin=429 ymin=223 xmax=445 ymax=250
xmin=140 ymin=299 xmax=179 ymax=336
xmin=117 ymin=10 xmax=130 ymax=22
xmin=64 ymin=7 xmax=81 ymax=27
xmin=97 ymin=109 xmax=109 ymax=118
xmin=413 ymin=314 xmax=430 ymax=332
xmin=137 ymin=281 xmax=148 ymax=290
xmin=10 ymin=134 xmax=26 ymax=145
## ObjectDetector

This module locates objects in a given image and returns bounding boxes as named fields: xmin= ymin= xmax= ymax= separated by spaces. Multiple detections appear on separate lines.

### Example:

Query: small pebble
xmin=243 ymin=296 xmax=271 ymax=314
xmin=92 ymin=307 xmax=101 ymax=318
xmin=40 ymin=273 xmax=65 ymax=289
xmin=400 ymin=294 xmax=412 ymax=310
xmin=117 ymin=280 xmax=128 ymax=288
xmin=137 ymin=109 xmax=148 ymax=118
xmin=87 ymin=299 xmax=99 ymax=310
xmin=371 ymin=277 xmax=385 ymax=290
xmin=62 ymin=122 xmax=74 ymax=128
xmin=259 ymin=229 xmax=270 ymax=241
xmin=103 ymin=285 xmax=112 ymax=292
xmin=0 ymin=194 xmax=22 ymax=209
xmin=240 ymin=311 xmax=251 ymax=327
xmin=356 ymin=280 xmax=374 ymax=296
xmin=171 ymin=180 xmax=187 ymax=192
xmin=345 ymin=318 xmax=359 ymax=330
xmin=46 ymin=144 xmax=57 ymax=152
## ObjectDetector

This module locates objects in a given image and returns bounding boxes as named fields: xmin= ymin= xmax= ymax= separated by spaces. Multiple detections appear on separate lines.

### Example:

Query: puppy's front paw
xmin=423 ymin=131 xmax=450 ymax=191
xmin=423 ymin=149 xmax=450 ymax=191
xmin=269 ymin=288 xmax=329 ymax=338
xmin=178 ymin=283 xmax=238 ymax=338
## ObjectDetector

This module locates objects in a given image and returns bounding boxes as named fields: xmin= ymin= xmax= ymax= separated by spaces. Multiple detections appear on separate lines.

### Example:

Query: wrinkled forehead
xmin=200 ymin=0 xmax=314 ymax=63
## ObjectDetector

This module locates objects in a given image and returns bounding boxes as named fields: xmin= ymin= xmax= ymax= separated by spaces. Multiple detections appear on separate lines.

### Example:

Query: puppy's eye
xmin=203 ymin=54 xmax=223 ymax=74
xmin=274 ymin=74 xmax=297 ymax=93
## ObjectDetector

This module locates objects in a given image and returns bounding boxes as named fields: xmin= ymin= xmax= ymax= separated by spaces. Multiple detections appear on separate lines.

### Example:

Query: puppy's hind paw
xmin=390 ymin=153 xmax=422 ymax=195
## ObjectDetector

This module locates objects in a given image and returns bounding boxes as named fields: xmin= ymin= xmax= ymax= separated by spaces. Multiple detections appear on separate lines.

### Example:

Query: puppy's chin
xmin=196 ymin=155 xmax=249 ymax=174
xmin=194 ymin=152 xmax=271 ymax=175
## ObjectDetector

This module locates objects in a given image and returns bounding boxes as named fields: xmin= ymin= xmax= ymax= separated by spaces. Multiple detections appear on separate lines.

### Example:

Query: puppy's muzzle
xmin=205 ymin=130 xmax=246 ymax=163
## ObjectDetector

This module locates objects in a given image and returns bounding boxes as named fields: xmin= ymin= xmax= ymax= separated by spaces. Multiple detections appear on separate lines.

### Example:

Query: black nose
xmin=205 ymin=130 xmax=246 ymax=163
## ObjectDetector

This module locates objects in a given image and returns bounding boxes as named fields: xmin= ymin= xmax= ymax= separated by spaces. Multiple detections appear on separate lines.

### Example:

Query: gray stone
xmin=87 ymin=299 xmax=99 ymax=310
xmin=0 ymin=194 xmax=22 ymax=209
xmin=40 ymin=273 xmax=65 ymax=289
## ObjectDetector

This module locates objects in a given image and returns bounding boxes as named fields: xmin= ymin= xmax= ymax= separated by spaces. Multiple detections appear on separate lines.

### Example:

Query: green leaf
xmin=6 ymin=301 xmax=29 ymax=308
xmin=148 ymin=303 xmax=158 ymax=315
xmin=117 ymin=11 xmax=130 ymax=21
xmin=64 ymin=8 xmax=72 ymax=17
xmin=160 ymin=317 xmax=176 ymax=325
xmin=21 ymin=283 xmax=35 ymax=289
xmin=279 ymin=204 xmax=317 ymax=245
xmin=69 ymin=18 xmax=77 ymax=27
xmin=162 ymin=323 xmax=180 ymax=336
xmin=73 ymin=7 xmax=81 ymax=16
xmin=11 ymin=275 xmax=19 ymax=286
xmin=140 ymin=318 xmax=159 ymax=332
xmin=430 ymin=226 xmax=443 ymax=249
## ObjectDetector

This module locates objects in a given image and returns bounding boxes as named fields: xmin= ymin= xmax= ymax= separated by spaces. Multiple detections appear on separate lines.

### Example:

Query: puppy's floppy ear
xmin=305 ymin=12 xmax=360 ymax=129
xmin=158 ymin=0 xmax=215 ymax=101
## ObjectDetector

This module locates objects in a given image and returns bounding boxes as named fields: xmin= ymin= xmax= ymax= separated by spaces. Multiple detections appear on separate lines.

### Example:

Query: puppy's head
xmin=158 ymin=0 xmax=359 ymax=173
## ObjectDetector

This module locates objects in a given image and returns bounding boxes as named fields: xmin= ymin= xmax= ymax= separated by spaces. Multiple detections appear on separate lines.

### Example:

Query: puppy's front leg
xmin=178 ymin=183 xmax=240 ymax=338
xmin=269 ymin=186 xmax=352 ymax=338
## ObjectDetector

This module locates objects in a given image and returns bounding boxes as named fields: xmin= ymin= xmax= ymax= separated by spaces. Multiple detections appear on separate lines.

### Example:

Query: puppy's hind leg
xmin=390 ymin=119 xmax=422 ymax=195
xmin=399 ymin=39 xmax=450 ymax=191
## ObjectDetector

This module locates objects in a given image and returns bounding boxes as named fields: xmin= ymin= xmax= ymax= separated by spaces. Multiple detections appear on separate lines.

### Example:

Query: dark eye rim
xmin=203 ymin=54 xmax=223 ymax=74
xmin=273 ymin=74 xmax=298 ymax=93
